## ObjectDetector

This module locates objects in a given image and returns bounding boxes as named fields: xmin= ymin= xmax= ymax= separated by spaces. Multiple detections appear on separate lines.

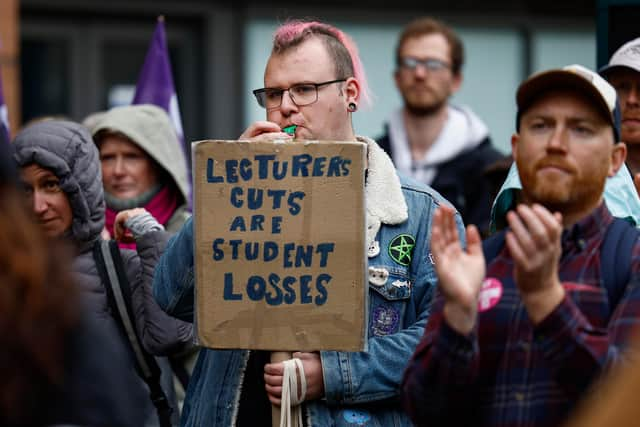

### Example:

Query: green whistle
xmin=282 ymin=125 xmax=297 ymax=135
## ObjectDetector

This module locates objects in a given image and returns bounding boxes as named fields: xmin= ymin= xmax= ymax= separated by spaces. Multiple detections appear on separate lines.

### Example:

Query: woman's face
xmin=99 ymin=135 xmax=159 ymax=200
xmin=20 ymin=164 xmax=73 ymax=238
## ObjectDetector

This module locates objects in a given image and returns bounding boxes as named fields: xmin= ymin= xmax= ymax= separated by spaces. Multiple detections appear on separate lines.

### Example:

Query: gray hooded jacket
xmin=92 ymin=104 xmax=190 ymax=231
xmin=13 ymin=120 xmax=192 ymax=376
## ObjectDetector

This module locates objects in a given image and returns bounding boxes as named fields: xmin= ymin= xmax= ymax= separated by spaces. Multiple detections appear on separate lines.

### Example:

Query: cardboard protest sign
xmin=193 ymin=140 xmax=367 ymax=351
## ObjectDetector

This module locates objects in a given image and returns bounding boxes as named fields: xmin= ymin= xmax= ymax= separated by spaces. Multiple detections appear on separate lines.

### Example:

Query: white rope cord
xmin=280 ymin=358 xmax=307 ymax=427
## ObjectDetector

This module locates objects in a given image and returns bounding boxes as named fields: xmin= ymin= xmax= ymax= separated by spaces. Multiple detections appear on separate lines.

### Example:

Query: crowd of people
xmin=3 ymin=14 xmax=640 ymax=427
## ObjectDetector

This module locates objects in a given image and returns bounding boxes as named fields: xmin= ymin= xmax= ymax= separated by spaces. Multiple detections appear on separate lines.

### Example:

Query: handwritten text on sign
xmin=194 ymin=140 xmax=366 ymax=351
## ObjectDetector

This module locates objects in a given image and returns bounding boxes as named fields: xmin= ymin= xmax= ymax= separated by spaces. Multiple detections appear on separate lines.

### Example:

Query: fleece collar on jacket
xmin=358 ymin=135 xmax=408 ymax=249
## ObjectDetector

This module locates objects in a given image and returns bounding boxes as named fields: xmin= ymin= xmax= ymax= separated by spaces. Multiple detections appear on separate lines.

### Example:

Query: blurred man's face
xmin=20 ymin=164 xmax=73 ymax=238
xmin=99 ymin=135 xmax=159 ymax=200
xmin=513 ymin=90 xmax=618 ymax=216
xmin=607 ymin=68 xmax=640 ymax=145
xmin=263 ymin=37 xmax=357 ymax=141
xmin=394 ymin=33 xmax=461 ymax=116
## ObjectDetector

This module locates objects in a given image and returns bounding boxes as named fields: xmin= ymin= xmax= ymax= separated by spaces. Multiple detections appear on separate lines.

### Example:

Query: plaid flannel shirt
xmin=401 ymin=203 xmax=640 ymax=427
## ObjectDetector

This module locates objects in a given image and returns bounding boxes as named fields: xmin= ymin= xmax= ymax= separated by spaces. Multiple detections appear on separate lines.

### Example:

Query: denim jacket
xmin=153 ymin=137 xmax=463 ymax=426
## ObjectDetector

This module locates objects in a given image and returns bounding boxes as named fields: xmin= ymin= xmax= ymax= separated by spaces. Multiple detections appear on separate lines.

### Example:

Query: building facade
xmin=17 ymin=0 xmax=597 ymax=152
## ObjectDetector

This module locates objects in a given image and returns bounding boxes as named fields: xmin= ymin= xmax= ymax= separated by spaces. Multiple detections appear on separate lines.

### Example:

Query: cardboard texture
xmin=193 ymin=140 xmax=367 ymax=351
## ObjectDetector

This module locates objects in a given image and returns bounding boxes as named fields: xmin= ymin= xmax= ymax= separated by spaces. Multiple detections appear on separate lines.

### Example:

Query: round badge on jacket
xmin=478 ymin=277 xmax=503 ymax=312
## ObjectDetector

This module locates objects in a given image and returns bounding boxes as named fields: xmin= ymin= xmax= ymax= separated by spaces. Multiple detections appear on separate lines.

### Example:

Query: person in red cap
xmin=401 ymin=64 xmax=640 ymax=427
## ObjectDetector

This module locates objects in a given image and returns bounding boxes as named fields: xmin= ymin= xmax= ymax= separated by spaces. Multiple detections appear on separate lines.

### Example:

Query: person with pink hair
xmin=239 ymin=20 xmax=372 ymax=142
xmin=154 ymin=19 xmax=462 ymax=426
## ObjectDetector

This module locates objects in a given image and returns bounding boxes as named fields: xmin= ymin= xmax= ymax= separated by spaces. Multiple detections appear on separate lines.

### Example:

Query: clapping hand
xmin=430 ymin=205 xmax=485 ymax=335
xmin=505 ymin=204 xmax=564 ymax=324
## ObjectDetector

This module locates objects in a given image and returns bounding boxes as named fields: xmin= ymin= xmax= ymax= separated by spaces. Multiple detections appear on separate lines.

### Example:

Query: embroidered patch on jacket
xmin=388 ymin=234 xmax=415 ymax=266
xmin=478 ymin=277 xmax=503 ymax=312
xmin=342 ymin=409 xmax=371 ymax=425
xmin=371 ymin=305 xmax=400 ymax=336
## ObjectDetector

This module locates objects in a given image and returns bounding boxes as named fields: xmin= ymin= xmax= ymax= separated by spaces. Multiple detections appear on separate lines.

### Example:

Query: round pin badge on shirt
xmin=477 ymin=277 xmax=503 ymax=312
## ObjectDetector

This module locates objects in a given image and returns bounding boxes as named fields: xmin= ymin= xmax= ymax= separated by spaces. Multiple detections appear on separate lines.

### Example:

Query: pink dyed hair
xmin=272 ymin=20 xmax=372 ymax=109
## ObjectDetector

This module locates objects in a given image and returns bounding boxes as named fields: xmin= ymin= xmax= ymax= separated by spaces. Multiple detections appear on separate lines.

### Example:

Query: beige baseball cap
xmin=516 ymin=64 xmax=621 ymax=141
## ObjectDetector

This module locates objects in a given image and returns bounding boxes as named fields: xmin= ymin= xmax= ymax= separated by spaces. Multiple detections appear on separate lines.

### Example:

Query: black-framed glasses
xmin=253 ymin=79 xmax=347 ymax=109
xmin=398 ymin=57 xmax=450 ymax=72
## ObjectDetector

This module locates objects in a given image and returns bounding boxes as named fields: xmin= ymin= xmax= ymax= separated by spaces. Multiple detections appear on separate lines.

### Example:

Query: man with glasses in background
xmin=377 ymin=17 xmax=504 ymax=236
xmin=153 ymin=19 xmax=462 ymax=426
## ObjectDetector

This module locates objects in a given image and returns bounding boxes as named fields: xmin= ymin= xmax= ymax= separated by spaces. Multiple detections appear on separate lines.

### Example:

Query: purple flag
xmin=0 ymin=63 xmax=10 ymax=144
xmin=133 ymin=16 xmax=191 ymax=205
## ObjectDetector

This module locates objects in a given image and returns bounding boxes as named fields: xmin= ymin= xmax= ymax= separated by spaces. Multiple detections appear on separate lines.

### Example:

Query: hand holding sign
xmin=264 ymin=352 xmax=324 ymax=405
